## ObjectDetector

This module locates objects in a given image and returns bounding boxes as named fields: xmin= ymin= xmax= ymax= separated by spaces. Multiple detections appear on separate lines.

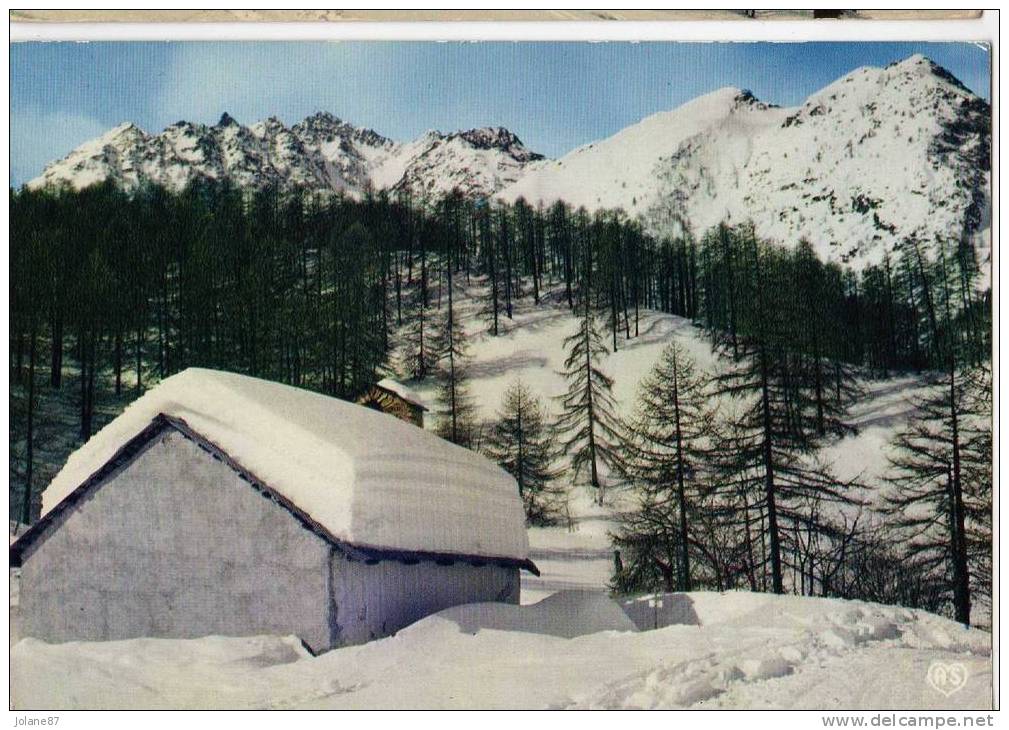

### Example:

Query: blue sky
xmin=10 ymin=41 xmax=990 ymax=186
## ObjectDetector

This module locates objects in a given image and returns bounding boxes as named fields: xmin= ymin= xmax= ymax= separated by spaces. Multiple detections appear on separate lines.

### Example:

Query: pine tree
xmin=514 ymin=198 xmax=540 ymax=304
xmin=597 ymin=211 xmax=626 ymax=351
xmin=433 ymin=344 xmax=477 ymax=448
xmin=433 ymin=260 xmax=477 ymax=448
xmin=485 ymin=380 xmax=564 ymax=525
xmin=548 ymin=201 xmax=575 ymax=309
xmin=612 ymin=340 xmax=712 ymax=592
xmin=710 ymin=230 xmax=862 ymax=595
xmin=882 ymin=222 xmax=991 ymax=625
xmin=555 ymin=242 xmax=624 ymax=506
xmin=498 ymin=205 xmax=515 ymax=320
xmin=882 ymin=362 xmax=990 ymax=625
xmin=477 ymin=202 xmax=501 ymax=335
xmin=792 ymin=240 xmax=862 ymax=440
xmin=401 ymin=285 xmax=437 ymax=381
xmin=10 ymin=193 xmax=46 ymax=524
xmin=961 ymin=363 xmax=992 ymax=611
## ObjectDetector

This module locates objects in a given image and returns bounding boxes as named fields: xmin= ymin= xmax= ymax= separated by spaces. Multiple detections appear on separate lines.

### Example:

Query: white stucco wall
xmin=18 ymin=429 xmax=334 ymax=651
xmin=17 ymin=425 xmax=524 ymax=652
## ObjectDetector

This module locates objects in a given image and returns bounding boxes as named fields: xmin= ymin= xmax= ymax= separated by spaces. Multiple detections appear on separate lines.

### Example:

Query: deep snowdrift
xmin=11 ymin=591 xmax=991 ymax=710
xmin=39 ymin=368 xmax=530 ymax=562
xmin=434 ymin=589 xmax=638 ymax=638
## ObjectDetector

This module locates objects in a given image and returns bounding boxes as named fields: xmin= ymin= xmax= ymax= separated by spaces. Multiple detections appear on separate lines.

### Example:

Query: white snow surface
xmin=11 ymin=591 xmax=992 ymax=710
xmin=40 ymin=368 xmax=530 ymax=562
xmin=501 ymin=86 xmax=775 ymax=216
xmin=433 ymin=589 xmax=638 ymax=638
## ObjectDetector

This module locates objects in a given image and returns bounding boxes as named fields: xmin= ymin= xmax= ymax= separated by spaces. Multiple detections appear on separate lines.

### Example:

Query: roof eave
xmin=373 ymin=384 xmax=429 ymax=411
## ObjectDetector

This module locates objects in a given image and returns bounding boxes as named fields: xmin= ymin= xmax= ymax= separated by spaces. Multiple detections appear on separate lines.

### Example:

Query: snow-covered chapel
xmin=10 ymin=368 xmax=537 ymax=653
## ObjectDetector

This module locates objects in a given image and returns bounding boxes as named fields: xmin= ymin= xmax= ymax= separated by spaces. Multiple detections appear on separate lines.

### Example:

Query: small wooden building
xmin=10 ymin=369 xmax=536 ymax=653
xmin=357 ymin=378 xmax=428 ymax=427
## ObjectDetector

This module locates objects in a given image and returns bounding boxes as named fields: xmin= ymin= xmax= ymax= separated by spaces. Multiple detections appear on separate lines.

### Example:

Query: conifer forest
xmin=9 ymin=179 xmax=992 ymax=625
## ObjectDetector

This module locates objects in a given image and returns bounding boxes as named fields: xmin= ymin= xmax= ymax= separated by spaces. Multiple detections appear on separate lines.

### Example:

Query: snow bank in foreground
xmin=39 ymin=368 xmax=529 ymax=562
xmin=12 ymin=592 xmax=991 ymax=710
xmin=432 ymin=590 xmax=637 ymax=638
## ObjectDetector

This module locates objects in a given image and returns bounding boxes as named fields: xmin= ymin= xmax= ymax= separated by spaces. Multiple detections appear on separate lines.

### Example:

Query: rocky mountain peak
xmin=453 ymin=126 xmax=544 ymax=162
xmin=292 ymin=113 xmax=392 ymax=151
xmin=96 ymin=122 xmax=148 ymax=148
xmin=28 ymin=111 xmax=544 ymax=199
xmin=896 ymin=54 xmax=975 ymax=96
xmin=261 ymin=116 xmax=287 ymax=130
xmin=293 ymin=111 xmax=343 ymax=136
xmin=499 ymin=55 xmax=989 ymax=272
xmin=304 ymin=110 xmax=342 ymax=125
xmin=733 ymin=88 xmax=772 ymax=109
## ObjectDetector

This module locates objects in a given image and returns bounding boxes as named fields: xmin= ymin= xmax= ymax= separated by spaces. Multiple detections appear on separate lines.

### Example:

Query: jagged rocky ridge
xmin=28 ymin=111 xmax=545 ymax=200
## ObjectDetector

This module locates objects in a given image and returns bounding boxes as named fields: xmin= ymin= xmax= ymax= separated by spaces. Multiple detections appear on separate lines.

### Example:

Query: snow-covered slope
xmin=11 ymin=591 xmax=992 ymax=709
xmin=501 ymin=55 xmax=990 ymax=269
xmin=387 ymin=126 xmax=547 ymax=200
xmin=28 ymin=113 xmax=544 ymax=200
xmin=503 ymin=87 xmax=783 ymax=218
xmin=391 ymin=282 xmax=935 ymax=605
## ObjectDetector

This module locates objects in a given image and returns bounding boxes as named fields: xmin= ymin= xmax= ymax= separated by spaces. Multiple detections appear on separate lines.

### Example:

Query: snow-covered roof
xmin=375 ymin=378 xmax=427 ymax=411
xmin=40 ymin=368 xmax=530 ymax=563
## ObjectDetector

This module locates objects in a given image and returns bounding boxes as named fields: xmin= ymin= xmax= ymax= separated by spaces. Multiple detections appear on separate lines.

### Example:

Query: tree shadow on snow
xmin=431 ymin=591 xmax=702 ymax=639
xmin=468 ymin=351 xmax=550 ymax=379
xmin=619 ymin=593 xmax=701 ymax=631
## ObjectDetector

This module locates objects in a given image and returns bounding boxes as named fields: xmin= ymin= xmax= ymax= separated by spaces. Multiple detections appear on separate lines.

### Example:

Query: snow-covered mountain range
xmin=28 ymin=54 xmax=989 ymax=269
xmin=27 ymin=111 xmax=545 ymax=201
xmin=501 ymin=54 xmax=990 ymax=267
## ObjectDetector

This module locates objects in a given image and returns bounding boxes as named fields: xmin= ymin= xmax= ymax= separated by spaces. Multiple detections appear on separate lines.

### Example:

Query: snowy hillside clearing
xmin=11 ymin=591 xmax=991 ymax=710
xmin=398 ymin=284 xmax=933 ymax=600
